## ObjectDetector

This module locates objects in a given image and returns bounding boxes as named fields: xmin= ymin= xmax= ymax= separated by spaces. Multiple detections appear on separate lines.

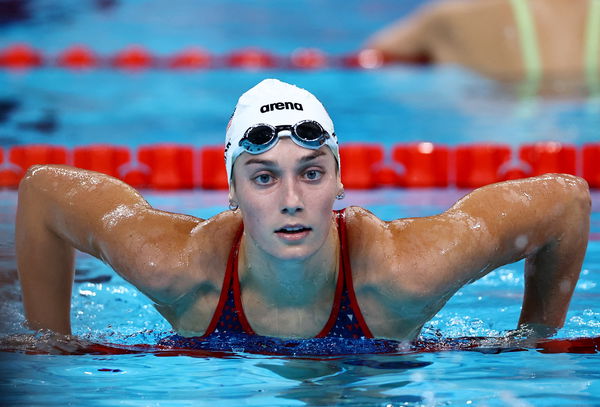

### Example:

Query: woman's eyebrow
xmin=299 ymin=150 xmax=327 ymax=164
xmin=244 ymin=150 xmax=327 ymax=167
xmin=244 ymin=158 xmax=276 ymax=167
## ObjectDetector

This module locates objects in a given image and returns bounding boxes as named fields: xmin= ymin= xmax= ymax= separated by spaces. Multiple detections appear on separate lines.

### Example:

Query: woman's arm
xmin=458 ymin=175 xmax=589 ymax=331
xmin=373 ymin=173 xmax=590 ymax=338
xmin=428 ymin=174 xmax=590 ymax=334
xmin=16 ymin=165 xmax=203 ymax=335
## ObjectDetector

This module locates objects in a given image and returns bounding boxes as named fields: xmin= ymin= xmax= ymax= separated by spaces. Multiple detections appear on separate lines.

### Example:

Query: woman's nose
xmin=280 ymin=178 xmax=304 ymax=215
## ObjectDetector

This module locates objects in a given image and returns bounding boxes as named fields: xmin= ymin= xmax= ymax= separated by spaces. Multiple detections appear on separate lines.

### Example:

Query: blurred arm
xmin=365 ymin=4 xmax=437 ymax=62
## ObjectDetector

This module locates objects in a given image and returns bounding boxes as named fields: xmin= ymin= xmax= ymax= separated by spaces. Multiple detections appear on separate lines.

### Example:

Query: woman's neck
xmin=238 ymin=219 xmax=340 ymax=309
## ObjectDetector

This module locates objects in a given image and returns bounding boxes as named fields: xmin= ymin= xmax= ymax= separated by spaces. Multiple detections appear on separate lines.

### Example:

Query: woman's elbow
xmin=542 ymin=174 xmax=591 ymax=241
xmin=18 ymin=164 xmax=64 ymax=196
xmin=17 ymin=165 xmax=54 ymax=217
xmin=571 ymin=176 xmax=591 ymax=214
xmin=19 ymin=164 xmax=43 ymax=191
xmin=551 ymin=174 xmax=590 ymax=216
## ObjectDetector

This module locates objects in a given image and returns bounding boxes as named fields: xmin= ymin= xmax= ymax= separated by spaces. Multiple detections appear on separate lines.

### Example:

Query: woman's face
xmin=231 ymin=138 xmax=341 ymax=261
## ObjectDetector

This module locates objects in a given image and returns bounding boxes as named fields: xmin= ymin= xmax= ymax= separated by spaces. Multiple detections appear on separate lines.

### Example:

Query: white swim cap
xmin=225 ymin=78 xmax=339 ymax=182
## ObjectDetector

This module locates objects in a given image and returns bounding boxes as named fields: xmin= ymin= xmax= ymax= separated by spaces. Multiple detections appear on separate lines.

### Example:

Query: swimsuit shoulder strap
xmin=336 ymin=208 xmax=374 ymax=338
xmin=202 ymin=222 xmax=255 ymax=337
xmin=316 ymin=209 xmax=374 ymax=339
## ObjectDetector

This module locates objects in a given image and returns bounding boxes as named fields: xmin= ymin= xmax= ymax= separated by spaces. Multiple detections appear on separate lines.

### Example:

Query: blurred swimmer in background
xmin=17 ymin=79 xmax=590 ymax=341
xmin=366 ymin=0 xmax=600 ymax=96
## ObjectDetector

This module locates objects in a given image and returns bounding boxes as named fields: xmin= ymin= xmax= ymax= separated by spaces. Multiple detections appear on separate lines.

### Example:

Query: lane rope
xmin=0 ymin=44 xmax=415 ymax=70
xmin=0 ymin=142 xmax=598 ymax=189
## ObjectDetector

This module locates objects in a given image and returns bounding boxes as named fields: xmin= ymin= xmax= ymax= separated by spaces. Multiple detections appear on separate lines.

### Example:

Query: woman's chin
xmin=263 ymin=241 xmax=321 ymax=262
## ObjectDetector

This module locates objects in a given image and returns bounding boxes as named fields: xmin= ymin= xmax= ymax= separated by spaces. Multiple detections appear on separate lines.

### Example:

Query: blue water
xmin=1 ymin=188 xmax=599 ymax=406
xmin=1 ymin=0 xmax=600 ymax=405
xmin=3 ymin=69 xmax=600 ymax=149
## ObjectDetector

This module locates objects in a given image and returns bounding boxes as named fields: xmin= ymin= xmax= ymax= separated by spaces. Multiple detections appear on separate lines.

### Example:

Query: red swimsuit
xmin=201 ymin=209 xmax=374 ymax=339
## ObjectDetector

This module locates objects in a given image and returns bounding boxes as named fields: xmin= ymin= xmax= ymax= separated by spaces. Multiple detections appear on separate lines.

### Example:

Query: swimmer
xmin=365 ymin=0 xmax=600 ymax=95
xmin=16 ymin=79 xmax=590 ymax=340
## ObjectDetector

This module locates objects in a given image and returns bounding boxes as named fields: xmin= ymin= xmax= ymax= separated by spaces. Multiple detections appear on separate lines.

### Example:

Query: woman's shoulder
xmin=343 ymin=206 xmax=389 ymax=231
xmin=343 ymin=206 xmax=419 ymax=280
xmin=192 ymin=210 xmax=243 ymax=250
xmin=343 ymin=206 xmax=388 ymax=259
xmin=187 ymin=210 xmax=242 ymax=276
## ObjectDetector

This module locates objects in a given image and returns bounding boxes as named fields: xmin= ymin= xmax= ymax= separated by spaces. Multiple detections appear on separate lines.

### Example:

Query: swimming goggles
xmin=239 ymin=120 xmax=332 ymax=154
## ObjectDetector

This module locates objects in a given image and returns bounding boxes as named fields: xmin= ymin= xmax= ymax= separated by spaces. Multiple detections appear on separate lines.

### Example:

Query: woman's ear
xmin=228 ymin=184 xmax=238 ymax=205
xmin=228 ymin=185 xmax=239 ymax=211
xmin=337 ymin=176 xmax=344 ymax=193
xmin=228 ymin=169 xmax=237 ymax=200
xmin=336 ymin=181 xmax=345 ymax=200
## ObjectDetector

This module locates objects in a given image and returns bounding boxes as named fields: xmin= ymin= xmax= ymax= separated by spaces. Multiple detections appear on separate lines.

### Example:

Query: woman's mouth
xmin=275 ymin=225 xmax=312 ymax=241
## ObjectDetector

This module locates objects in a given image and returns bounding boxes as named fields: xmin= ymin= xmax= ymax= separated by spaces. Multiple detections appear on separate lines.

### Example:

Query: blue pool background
xmin=1 ymin=0 xmax=600 ymax=150
xmin=1 ymin=0 xmax=600 ymax=405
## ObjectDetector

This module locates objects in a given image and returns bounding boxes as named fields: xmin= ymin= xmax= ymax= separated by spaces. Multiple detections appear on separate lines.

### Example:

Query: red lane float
xmin=111 ymin=46 xmax=155 ymax=69
xmin=138 ymin=144 xmax=194 ymax=189
xmin=168 ymin=48 xmax=212 ymax=69
xmin=373 ymin=166 xmax=402 ymax=187
xmin=519 ymin=142 xmax=577 ymax=176
xmin=225 ymin=48 xmax=279 ymax=69
xmin=393 ymin=142 xmax=449 ymax=187
xmin=339 ymin=143 xmax=384 ymax=189
xmin=10 ymin=145 xmax=69 ymax=169
xmin=0 ymin=145 xmax=67 ymax=187
xmin=120 ymin=166 xmax=150 ymax=189
xmin=455 ymin=144 xmax=512 ymax=188
xmin=501 ymin=166 xmax=530 ymax=181
xmin=199 ymin=146 xmax=228 ymax=190
xmin=0 ymin=148 xmax=19 ymax=187
xmin=57 ymin=45 xmax=99 ymax=69
xmin=0 ymin=43 xmax=43 ymax=68
xmin=583 ymin=143 xmax=600 ymax=188
xmin=290 ymin=48 xmax=328 ymax=69
xmin=73 ymin=145 xmax=131 ymax=178
xmin=341 ymin=49 xmax=386 ymax=69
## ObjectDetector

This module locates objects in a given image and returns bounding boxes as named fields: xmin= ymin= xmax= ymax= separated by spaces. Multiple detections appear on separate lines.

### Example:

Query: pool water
xmin=1 ymin=0 xmax=600 ymax=405
xmin=1 ymin=188 xmax=599 ymax=406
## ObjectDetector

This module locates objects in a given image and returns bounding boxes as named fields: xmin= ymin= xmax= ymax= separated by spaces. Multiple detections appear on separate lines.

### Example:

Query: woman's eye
xmin=254 ymin=174 xmax=273 ymax=185
xmin=304 ymin=170 xmax=322 ymax=181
